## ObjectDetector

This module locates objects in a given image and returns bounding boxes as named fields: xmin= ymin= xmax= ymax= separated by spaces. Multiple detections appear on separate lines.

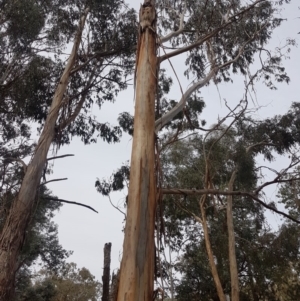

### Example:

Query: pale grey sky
xmin=49 ymin=0 xmax=300 ymax=282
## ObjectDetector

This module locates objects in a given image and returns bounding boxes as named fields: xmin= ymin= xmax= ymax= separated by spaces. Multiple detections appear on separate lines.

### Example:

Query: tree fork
xmin=117 ymin=1 xmax=157 ymax=300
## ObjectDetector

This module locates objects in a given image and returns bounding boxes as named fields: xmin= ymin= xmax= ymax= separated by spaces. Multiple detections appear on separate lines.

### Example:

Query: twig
xmin=108 ymin=195 xmax=126 ymax=219
xmin=43 ymin=196 xmax=98 ymax=213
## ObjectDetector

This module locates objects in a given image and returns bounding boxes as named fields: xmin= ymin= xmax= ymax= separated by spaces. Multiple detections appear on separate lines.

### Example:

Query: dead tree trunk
xmin=0 ymin=8 xmax=89 ymax=300
xmin=116 ymin=1 xmax=157 ymax=301
xmin=102 ymin=242 xmax=112 ymax=301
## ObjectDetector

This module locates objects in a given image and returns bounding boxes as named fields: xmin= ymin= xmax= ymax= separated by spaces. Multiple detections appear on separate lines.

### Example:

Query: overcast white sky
xmin=48 ymin=1 xmax=300 ymax=282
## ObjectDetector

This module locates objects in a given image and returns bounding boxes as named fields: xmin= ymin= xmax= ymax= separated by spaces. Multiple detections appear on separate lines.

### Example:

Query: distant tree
xmin=17 ymin=262 xmax=101 ymax=301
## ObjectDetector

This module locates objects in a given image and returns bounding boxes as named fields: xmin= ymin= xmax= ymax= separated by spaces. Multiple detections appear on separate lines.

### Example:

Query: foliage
xmin=158 ymin=103 xmax=300 ymax=300
xmin=16 ymin=262 xmax=101 ymax=301
xmin=0 ymin=0 xmax=137 ymax=149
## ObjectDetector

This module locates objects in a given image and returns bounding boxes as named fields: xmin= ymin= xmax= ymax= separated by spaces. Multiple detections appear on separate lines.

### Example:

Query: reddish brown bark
xmin=116 ymin=1 xmax=157 ymax=300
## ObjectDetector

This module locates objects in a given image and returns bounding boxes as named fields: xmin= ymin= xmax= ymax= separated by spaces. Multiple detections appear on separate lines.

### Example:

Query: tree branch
xmin=162 ymin=188 xmax=300 ymax=224
xmin=107 ymin=194 xmax=126 ymax=219
xmin=47 ymin=154 xmax=74 ymax=161
xmin=155 ymin=67 xmax=216 ymax=133
xmin=43 ymin=197 xmax=98 ymax=213
xmin=158 ymin=0 xmax=266 ymax=63
xmin=155 ymin=25 xmax=264 ymax=133
xmin=70 ymin=49 xmax=126 ymax=75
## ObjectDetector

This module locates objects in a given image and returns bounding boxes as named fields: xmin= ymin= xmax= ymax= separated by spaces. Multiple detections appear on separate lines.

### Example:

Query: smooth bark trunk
xmin=0 ymin=9 xmax=89 ymax=299
xmin=116 ymin=1 xmax=157 ymax=300
xmin=227 ymin=172 xmax=239 ymax=301
xmin=200 ymin=199 xmax=227 ymax=301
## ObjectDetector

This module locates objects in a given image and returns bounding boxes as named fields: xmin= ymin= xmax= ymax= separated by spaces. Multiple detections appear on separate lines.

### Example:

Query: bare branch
xmin=255 ymin=178 xmax=300 ymax=194
xmin=43 ymin=196 xmax=98 ymax=213
xmin=107 ymin=194 xmax=126 ymax=219
xmin=47 ymin=154 xmax=74 ymax=161
xmin=254 ymin=158 xmax=300 ymax=195
xmin=39 ymin=178 xmax=68 ymax=186
xmin=155 ymin=67 xmax=216 ymax=133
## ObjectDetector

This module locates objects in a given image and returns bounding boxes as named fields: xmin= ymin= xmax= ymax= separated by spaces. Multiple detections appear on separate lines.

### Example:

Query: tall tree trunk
xmin=200 ymin=198 xmax=227 ymax=301
xmin=117 ymin=1 xmax=157 ymax=301
xmin=0 ymin=8 xmax=89 ymax=299
xmin=227 ymin=171 xmax=239 ymax=301
xmin=102 ymin=242 xmax=112 ymax=301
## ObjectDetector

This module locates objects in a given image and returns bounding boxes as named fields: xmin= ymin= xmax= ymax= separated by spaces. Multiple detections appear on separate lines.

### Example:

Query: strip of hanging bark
xmin=43 ymin=197 xmax=98 ymax=213
xmin=102 ymin=243 xmax=112 ymax=301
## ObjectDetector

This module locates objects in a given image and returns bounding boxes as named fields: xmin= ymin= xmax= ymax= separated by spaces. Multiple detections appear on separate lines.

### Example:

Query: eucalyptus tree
xmin=160 ymin=102 xmax=300 ymax=300
xmin=0 ymin=0 xmax=136 ymax=298
xmin=115 ymin=0 xmax=293 ymax=300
